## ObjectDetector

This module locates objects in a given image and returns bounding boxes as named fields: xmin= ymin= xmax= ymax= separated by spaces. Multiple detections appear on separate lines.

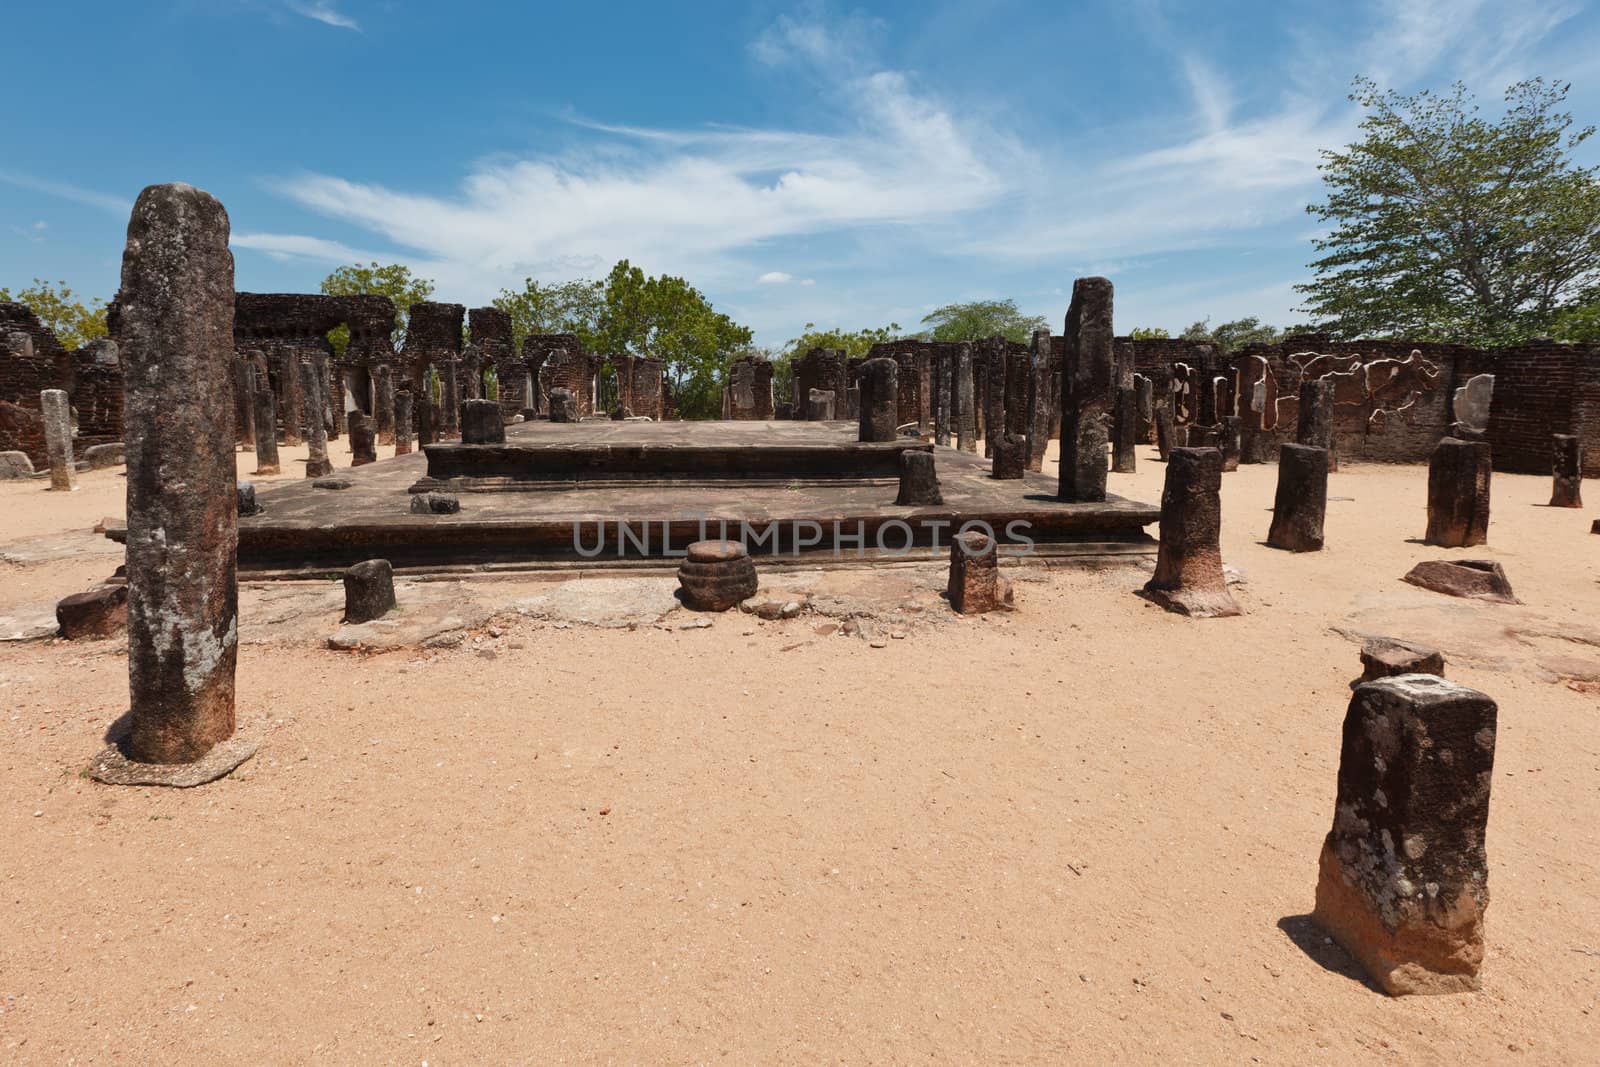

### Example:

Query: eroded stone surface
xmin=461 ymin=398 xmax=505 ymax=445
xmin=896 ymin=450 xmax=944 ymax=505
xmin=946 ymin=531 xmax=1013 ymax=614
xmin=858 ymin=357 xmax=899 ymax=443
xmin=1551 ymin=434 xmax=1583 ymax=508
xmin=409 ymin=492 xmax=460 ymax=515
xmin=1267 ymin=443 xmax=1328 ymax=552
xmin=343 ymin=559 xmax=396 ymax=623
xmin=1312 ymin=675 xmax=1496 ymax=995
xmin=1425 ymin=437 xmax=1491 ymax=548
xmin=56 ymin=584 xmax=128 ymax=639
xmin=1357 ymin=636 xmax=1445 ymax=687
xmin=252 ymin=387 xmax=280 ymax=475
xmin=1142 ymin=447 xmax=1240 ymax=618
xmin=678 ymin=540 xmax=758 ymax=611
xmin=1404 ymin=560 xmax=1518 ymax=604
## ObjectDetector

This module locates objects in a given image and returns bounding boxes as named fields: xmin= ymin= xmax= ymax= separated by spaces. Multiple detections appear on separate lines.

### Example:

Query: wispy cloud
xmin=0 ymin=170 xmax=131 ymax=216
xmin=232 ymin=232 xmax=380 ymax=262
xmin=287 ymin=1 xmax=360 ymax=31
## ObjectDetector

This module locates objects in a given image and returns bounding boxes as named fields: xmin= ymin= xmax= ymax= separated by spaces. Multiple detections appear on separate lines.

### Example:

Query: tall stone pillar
xmin=96 ymin=182 xmax=253 ymax=782
xmin=373 ymin=363 xmax=396 ymax=444
xmin=1425 ymin=436 xmax=1491 ymax=547
xmin=956 ymin=342 xmax=976 ymax=453
xmin=301 ymin=360 xmax=333 ymax=478
xmin=1297 ymin=378 xmax=1338 ymax=471
xmin=1551 ymin=434 xmax=1583 ymax=508
xmin=1140 ymin=447 xmax=1240 ymax=618
xmin=1026 ymin=327 xmax=1053 ymax=472
xmin=1059 ymin=277 xmax=1114 ymax=502
xmin=236 ymin=359 xmax=256 ymax=451
xmin=858 ymin=357 xmax=899 ymax=443
xmin=1267 ymin=443 xmax=1328 ymax=552
xmin=1196 ymin=345 xmax=1219 ymax=427
xmin=984 ymin=343 xmax=1006 ymax=457
xmin=1112 ymin=386 xmax=1138 ymax=474
xmin=40 ymin=389 xmax=77 ymax=491
xmin=252 ymin=388 xmax=280 ymax=475
xmin=935 ymin=349 xmax=952 ymax=447
xmin=394 ymin=390 xmax=414 ymax=455
xmin=1312 ymin=675 xmax=1496 ymax=995
xmin=917 ymin=351 xmax=932 ymax=436
xmin=441 ymin=357 xmax=461 ymax=439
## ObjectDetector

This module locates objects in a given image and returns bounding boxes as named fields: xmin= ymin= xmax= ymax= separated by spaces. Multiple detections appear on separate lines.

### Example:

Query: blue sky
xmin=3 ymin=0 xmax=1598 ymax=347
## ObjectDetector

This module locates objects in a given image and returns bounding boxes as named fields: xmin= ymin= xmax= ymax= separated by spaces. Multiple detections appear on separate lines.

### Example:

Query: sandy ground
xmin=1 ymin=437 xmax=1598 ymax=1063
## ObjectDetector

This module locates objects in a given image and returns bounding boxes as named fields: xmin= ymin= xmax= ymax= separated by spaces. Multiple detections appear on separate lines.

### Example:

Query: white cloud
xmin=232 ymin=232 xmax=380 ymax=263
xmin=0 ymin=170 xmax=131 ymax=216
xmin=757 ymin=271 xmax=793 ymax=284
xmin=287 ymin=1 xmax=360 ymax=31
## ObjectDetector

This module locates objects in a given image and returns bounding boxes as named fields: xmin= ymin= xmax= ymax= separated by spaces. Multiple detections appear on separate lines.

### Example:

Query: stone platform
xmin=109 ymin=421 xmax=1160 ymax=571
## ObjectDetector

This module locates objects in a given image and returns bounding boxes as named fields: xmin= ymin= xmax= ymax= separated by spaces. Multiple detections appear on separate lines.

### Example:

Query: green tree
xmin=319 ymin=261 xmax=436 ymax=353
xmin=0 ymin=279 xmax=107 ymax=349
xmin=773 ymin=323 xmax=903 ymax=406
xmin=919 ymin=299 xmax=1047 ymax=343
xmin=1127 ymin=326 xmax=1170 ymax=340
xmin=1554 ymin=291 xmax=1600 ymax=342
xmin=493 ymin=277 xmax=605 ymax=352
xmin=1298 ymin=78 xmax=1600 ymax=344
xmin=1180 ymin=316 xmax=1281 ymax=352
xmin=594 ymin=260 xmax=753 ymax=420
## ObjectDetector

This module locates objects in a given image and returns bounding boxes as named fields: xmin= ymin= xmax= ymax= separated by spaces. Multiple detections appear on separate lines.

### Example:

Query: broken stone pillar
xmin=301 ymin=361 xmax=333 ymax=478
xmin=1425 ymin=437 xmax=1491 ymax=548
xmin=1297 ymin=378 xmax=1338 ymax=472
xmin=347 ymin=412 xmax=377 ymax=466
xmin=1141 ymin=447 xmax=1240 ymax=617
xmin=1059 ymin=277 xmax=1114 ymax=502
xmin=1135 ymin=375 xmax=1155 ymax=443
xmin=57 ymin=584 xmax=128 ymax=639
xmin=549 ymin=388 xmax=578 ymax=423
xmin=1155 ymin=403 xmax=1174 ymax=461
xmin=461 ymin=398 xmax=505 ymax=445
xmin=992 ymin=434 xmax=1027 ymax=480
xmin=343 ymin=559 xmax=396 ymax=623
xmin=372 ymin=363 xmax=396 ymax=444
xmin=946 ymin=531 xmax=1013 ymax=614
xmin=936 ymin=348 xmax=953 ymax=447
xmin=1404 ymin=559 xmax=1518 ymax=604
xmin=678 ymin=540 xmax=759 ymax=611
xmin=236 ymin=481 xmax=261 ymax=516
xmin=1267 ymin=443 xmax=1328 ymax=552
xmin=251 ymin=387 xmax=280 ymax=475
xmin=895 ymin=451 xmax=943 ymax=505
xmin=956 ymin=342 xmax=977 ymax=452
xmin=415 ymin=383 xmax=436 ymax=446
xmin=1312 ymin=675 xmax=1497 ymax=995
xmin=107 ymin=182 xmax=247 ymax=774
xmin=858 ymin=357 xmax=899 ymax=443
xmin=236 ymin=360 xmax=256 ymax=451
xmin=1112 ymin=385 xmax=1138 ymax=474
xmin=40 ymin=389 xmax=76 ymax=491
xmin=393 ymin=390 xmax=414 ymax=455
xmin=1026 ymin=328 xmax=1053 ymax=472
xmin=807 ymin=388 xmax=836 ymax=421
xmin=441 ymin=357 xmax=461 ymax=438
xmin=1219 ymin=415 xmax=1242 ymax=472
xmin=1551 ymin=434 xmax=1583 ymax=508
xmin=1357 ymin=637 xmax=1444 ymax=686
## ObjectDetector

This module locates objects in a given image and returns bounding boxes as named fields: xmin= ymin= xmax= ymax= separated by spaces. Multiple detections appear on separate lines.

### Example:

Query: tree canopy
xmin=1179 ymin=316 xmax=1282 ymax=352
xmin=919 ymin=299 xmax=1047 ymax=343
xmin=1298 ymin=77 xmax=1600 ymax=344
xmin=320 ymin=262 xmax=436 ymax=352
xmin=493 ymin=277 xmax=605 ymax=352
xmin=0 ymin=278 xmax=108 ymax=350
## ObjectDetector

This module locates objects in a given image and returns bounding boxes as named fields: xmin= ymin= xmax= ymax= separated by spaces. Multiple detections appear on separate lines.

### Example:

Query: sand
xmin=1 ymin=441 xmax=1598 ymax=1063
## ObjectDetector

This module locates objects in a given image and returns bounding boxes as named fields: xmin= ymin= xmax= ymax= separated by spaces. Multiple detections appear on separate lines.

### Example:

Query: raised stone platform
xmin=107 ymin=421 xmax=1160 ymax=571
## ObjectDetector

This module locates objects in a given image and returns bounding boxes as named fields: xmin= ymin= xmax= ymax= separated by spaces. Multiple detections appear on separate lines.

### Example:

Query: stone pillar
xmin=858 ymin=356 xmax=899 ymax=442
xmin=110 ymin=183 xmax=244 ymax=770
xmin=956 ymin=342 xmax=977 ymax=453
xmin=461 ymin=398 xmax=505 ymax=445
xmin=1141 ymin=447 xmax=1240 ymax=617
xmin=1219 ymin=415 xmax=1242 ymax=472
xmin=992 ymin=435 xmax=1027 ymax=480
xmin=348 ymin=412 xmax=377 ymax=466
xmin=252 ymin=387 xmax=280 ymax=475
xmin=984 ymin=344 xmax=1006 ymax=457
xmin=1026 ymin=328 xmax=1053 ymax=472
xmin=394 ymin=390 xmax=414 ymax=455
xmin=1297 ymin=378 xmax=1338 ymax=472
xmin=1112 ymin=385 xmax=1138 ymax=474
xmin=935 ymin=349 xmax=952 ymax=447
xmin=1425 ymin=437 xmax=1491 ymax=547
xmin=807 ymin=388 xmax=836 ymax=421
xmin=315 ymin=352 xmax=336 ymax=441
xmin=1312 ymin=675 xmax=1496 ymax=995
xmin=343 ymin=559 xmax=396 ymax=623
xmin=1059 ymin=277 xmax=1114 ymax=502
xmin=1267 ymin=443 xmax=1328 ymax=552
xmin=440 ymin=357 xmax=461 ymax=439
xmin=917 ymin=352 xmax=932 ymax=437
xmin=1154 ymin=403 xmax=1174 ymax=461
xmin=236 ymin=359 xmax=256 ymax=451
xmin=549 ymin=388 xmax=578 ymax=423
xmin=373 ymin=364 xmax=396 ymax=444
xmin=301 ymin=360 xmax=332 ymax=478
xmin=40 ymin=389 xmax=77 ymax=491
xmin=1551 ymin=434 xmax=1583 ymax=508
xmin=1135 ymin=375 xmax=1155 ymax=443
xmin=946 ymin=531 xmax=1012 ymax=614
xmin=895 ymin=451 xmax=943 ymax=505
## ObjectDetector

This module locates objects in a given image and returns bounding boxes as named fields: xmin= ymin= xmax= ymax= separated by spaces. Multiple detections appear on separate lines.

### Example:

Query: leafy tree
xmin=1180 ymin=316 xmax=1281 ymax=352
xmin=1127 ymin=326 xmax=1170 ymax=340
xmin=493 ymin=277 xmax=605 ymax=352
xmin=1298 ymin=78 xmax=1600 ymax=344
xmin=594 ymin=260 xmax=753 ymax=420
xmin=774 ymin=323 xmax=903 ymax=406
xmin=320 ymin=261 xmax=436 ymax=353
xmin=0 ymin=279 xmax=107 ymax=350
xmin=1554 ymin=291 xmax=1600 ymax=342
xmin=919 ymin=299 xmax=1047 ymax=343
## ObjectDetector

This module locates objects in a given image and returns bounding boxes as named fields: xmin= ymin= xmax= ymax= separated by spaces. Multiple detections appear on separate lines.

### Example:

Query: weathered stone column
xmin=95 ymin=182 xmax=253 ymax=782
xmin=301 ymin=360 xmax=333 ymax=478
xmin=947 ymin=531 xmax=1012 ymax=614
xmin=394 ymin=390 xmax=414 ymax=455
xmin=440 ymin=357 xmax=461 ymax=438
xmin=956 ymin=343 xmax=976 ymax=452
xmin=917 ymin=351 xmax=932 ymax=436
xmin=895 ymin=451 xmax=943 ymax=505
xmin=252 ymin=387 xmax=280 ymax=475
xmin=1059 ymin=277 xmax=1114 ymax=502
xmin=461 ymin=398 xmax=505 ymax=444
xmin=1141 ymin=447 xmax=1240 ymax=617
xmin=1551 ymin=434 xmax=1583 ymax=508
xmin=992 ymin=435 xmax=1027 ymax=479
xmin=372 ymin=363 xmax=396 ymax=444
xmin=236 ymin=359 xmax=256 ymax=451
xmin=1219 ymin=414 xmax=1242 ymax=472
xmin=40 ymin=389 xmax=77 ymax=491
xmin=1112 ymin=385 xmax=1138 ymax=474
xmin=806 ymin=388 xmax=835 ymax=421
xmin=935 ymin=348 xmax=952 ymax=447
xmin=348 ymin=412 xmax=377 ymax=465
xmin=1312 ymin=675 xmax=1496 ymax=995
xmin=984 ymin=343 xmax=1006 ymax=457
xmin=1154 ymin=402 xmax=1174 ymax=461
xmin=1425 ymin=436 xmax=1491 ymax=547
xmin=315 ymin=353 xmax=337 ymax=441
xmin=1297 ymin=378 xmax=1338 ymax=471
xmin=1267 ymin=443 xmax=1328 ymax=552
xmin=1135 ymin=375 xmax=1154 ymax=443
xmin=1026 ymin=328 xmax=1053 ymax=472
xmin=858 ymin=356 xmax=899 ymax=443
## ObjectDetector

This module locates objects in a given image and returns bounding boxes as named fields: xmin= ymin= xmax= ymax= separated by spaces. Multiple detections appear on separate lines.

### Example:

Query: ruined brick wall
xmin=793 ymin=348 xmax=847 ymax=416
xmin=1483 ymin=342 xmax=1584 ymax=475
xmin=617 ymin=354 xmax=665 ymax=419
xmin=1574 ymin=348 xmax=1600 ymax=477
xmin=541 ymin=346 xmax=601 ymax=416
xmin=72 ymin=340 xmax=125 ymax=451
xmin=722 ymin=356 xmax=774 ymax=419
xmin=1 ymin=304 xmax=112 ymax=465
